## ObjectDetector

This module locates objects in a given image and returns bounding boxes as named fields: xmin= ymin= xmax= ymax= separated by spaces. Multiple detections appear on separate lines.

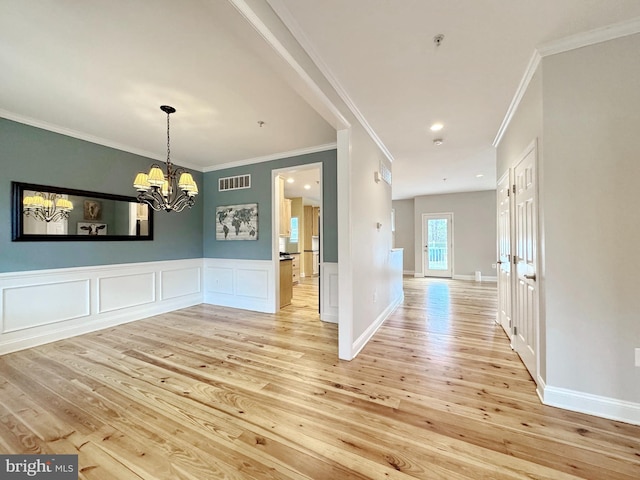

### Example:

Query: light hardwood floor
xmin=0 ymin=277 xmax=638 ymax=479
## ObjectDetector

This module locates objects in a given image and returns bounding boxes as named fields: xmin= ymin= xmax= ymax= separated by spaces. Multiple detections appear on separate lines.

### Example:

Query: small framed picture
xmin=84 ymin=200 xmax=102 ymax=220
xmin=77 ymin=222 xmax=107 ymax=235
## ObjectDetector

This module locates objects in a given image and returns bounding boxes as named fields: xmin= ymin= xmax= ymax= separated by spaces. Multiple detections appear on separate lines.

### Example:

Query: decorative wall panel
xmin=2 ymin=279 xmax=90 ymax=332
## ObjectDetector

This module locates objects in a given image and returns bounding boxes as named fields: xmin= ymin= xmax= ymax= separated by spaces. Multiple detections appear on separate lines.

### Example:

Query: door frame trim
xmin=512 ymin=138 xmax=540 ymax=383
xmin=496 ymin=170 xmax=513 ymax=343
xmin=271 ymin=162 xmax=324 ymax=314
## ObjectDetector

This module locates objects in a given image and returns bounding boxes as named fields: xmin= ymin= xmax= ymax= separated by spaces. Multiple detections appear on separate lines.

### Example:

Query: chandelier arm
xmin=137 ymin=191 xmax=165 ymax=212
xmin=170 ymin=193 xmax=190 ymax=212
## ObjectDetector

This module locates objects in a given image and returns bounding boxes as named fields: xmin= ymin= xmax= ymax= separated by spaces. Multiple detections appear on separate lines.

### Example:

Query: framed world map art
xmin=216 ymin=203 xmax=258 ymax=240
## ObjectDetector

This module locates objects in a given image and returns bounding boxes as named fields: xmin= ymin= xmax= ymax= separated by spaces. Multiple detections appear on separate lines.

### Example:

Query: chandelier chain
xmin=166 ymin=110 xmax=171 ymax=165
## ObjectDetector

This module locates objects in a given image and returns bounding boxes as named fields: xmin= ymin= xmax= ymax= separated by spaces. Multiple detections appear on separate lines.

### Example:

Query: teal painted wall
xmin=203 ymin=150 xmax=338 ymax=262
xmin=0 ymin=118 xmax=203 ymax=273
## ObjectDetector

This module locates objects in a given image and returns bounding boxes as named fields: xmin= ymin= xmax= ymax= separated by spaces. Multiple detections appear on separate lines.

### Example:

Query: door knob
xmin=524 ymin=273 xmax=536 ymax=281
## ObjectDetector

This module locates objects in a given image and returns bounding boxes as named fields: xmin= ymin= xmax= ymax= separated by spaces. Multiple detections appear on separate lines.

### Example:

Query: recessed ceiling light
xmin=304 ymin=184 xmax=311 ymax=190
xmin=476 ymin=174 xmax=484 ymax=178
xmin=430 ymin=123 xmax=444 ymax=132
xmin=286 ymin=177 xmax=294 ymax=183
xmin=433 ymin=138 xmax=443 ymax=146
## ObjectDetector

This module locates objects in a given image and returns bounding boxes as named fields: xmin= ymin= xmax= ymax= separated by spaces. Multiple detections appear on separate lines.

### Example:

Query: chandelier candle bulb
xmin=147 ymin=166 xmax=166 ymax=187
xmin=133 ymin=173 xmax=151 ymax=191
xmin=178 ymin=172 xmax=196 ymax=191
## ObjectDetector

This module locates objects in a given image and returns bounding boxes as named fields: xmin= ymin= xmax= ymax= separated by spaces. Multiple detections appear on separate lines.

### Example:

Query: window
xmin=290 ymin=217 xmax=299 ymax=242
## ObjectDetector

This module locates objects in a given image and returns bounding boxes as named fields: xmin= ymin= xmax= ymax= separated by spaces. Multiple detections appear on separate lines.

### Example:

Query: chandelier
xmin=23 ymin=192 xmax=73 ymax=222
xmin=133 ymin=105 xmax=198 ymax=212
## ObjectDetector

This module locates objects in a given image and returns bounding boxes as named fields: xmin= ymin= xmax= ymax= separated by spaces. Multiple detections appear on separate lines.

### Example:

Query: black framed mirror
xmin=11 ymin=182 xmax=154 ymax=241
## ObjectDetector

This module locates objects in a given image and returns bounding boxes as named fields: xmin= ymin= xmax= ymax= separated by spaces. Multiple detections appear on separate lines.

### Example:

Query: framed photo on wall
xmin=77 ymin=222 xmax=107 ymax=235
xmin=84 ymin=200 xmax=102 ymax=220
xmin=216 ymin=203 xmax=258 ymax=240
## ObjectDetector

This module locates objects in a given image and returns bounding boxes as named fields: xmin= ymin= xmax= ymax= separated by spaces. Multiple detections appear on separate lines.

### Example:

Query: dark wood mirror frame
xmin=11 ymin=181 xmax=154 ymax=242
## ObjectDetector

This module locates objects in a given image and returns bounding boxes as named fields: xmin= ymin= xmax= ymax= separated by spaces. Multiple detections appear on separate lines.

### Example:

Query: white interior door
xmin=422 ymin=213 xmax=453 ymax=278
xmin=497 ymin=172 xmax=512 ymax=339
xmin=513 ymin=143 xmax=538 ymax=379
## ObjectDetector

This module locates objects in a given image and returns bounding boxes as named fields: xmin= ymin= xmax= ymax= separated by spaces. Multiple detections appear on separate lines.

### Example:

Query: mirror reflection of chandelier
xmin=23 ymin=192 xmax=73 ymax=222
xmin=133 ymin=105 xmax=198 ymax=212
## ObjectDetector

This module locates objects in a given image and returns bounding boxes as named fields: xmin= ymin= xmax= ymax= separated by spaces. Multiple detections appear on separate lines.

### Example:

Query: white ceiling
xmin=0 ymin=0 xmax=336 ymax=169
xmin=270 ymin=0 xmax=640 ymax=199
xmin=2 ymin=1 xmax=640 ymax=199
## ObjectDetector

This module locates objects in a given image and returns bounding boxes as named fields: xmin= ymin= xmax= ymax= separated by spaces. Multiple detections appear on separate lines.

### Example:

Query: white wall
xmin=347 ymin=125 xmax=398 ymax=351
xmin=542 ymin=33 xmax=640 ymax=406
xmin=392 ymin=199 xmax=415 ymax=274
xmin=413 ymin=191 xmax=497 ymax=279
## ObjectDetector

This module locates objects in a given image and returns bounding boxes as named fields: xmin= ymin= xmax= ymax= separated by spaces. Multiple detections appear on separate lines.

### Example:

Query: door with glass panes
xmin=422 ymin=213 xmax=453 ymax=278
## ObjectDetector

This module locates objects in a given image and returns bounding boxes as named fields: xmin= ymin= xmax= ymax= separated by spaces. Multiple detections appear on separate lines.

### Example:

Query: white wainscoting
xmin=0 ymin=259 xmax=203 ymax=355
xmin=203 ymin=258 xmax=276 ymax=313
xmin=321 ymin=262 xmax=339 ymax=323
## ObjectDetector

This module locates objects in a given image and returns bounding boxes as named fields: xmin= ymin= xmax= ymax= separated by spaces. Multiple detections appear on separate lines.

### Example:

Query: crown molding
xmin=493 ymin=16 xmax=640 ymax=148
xmin=2 ymin=106 xmax=336 ymax=174
xmin=492 ymin=51 xmax=541 ymax=148
xmin=203 ymin=142 xmax=337 ymax=172
xmin=538 ymin=15 xmax=640 ymax=57
xmin=0 ymin=109 xmax=203 ymax=171
xmin=265 ymin=0 xmax=395 ymax=163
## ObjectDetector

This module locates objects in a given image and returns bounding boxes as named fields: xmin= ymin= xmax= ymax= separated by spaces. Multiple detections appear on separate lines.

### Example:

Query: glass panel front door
xmin=423 ymin=214 xmax=453 ymax=277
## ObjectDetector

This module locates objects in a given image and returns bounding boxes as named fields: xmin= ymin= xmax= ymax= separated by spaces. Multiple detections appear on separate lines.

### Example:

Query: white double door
xmin=497 ymin=141 xmax=538 ymax=380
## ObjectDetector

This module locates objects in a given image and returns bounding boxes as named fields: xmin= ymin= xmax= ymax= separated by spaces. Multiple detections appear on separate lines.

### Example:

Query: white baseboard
xmin=351 ymin=292 xmax=404 ymax=358
xmin=203 ymin=258 xmax=276 ymax=313
xmin=452 ymin=274 xmax=497 ymax=282
xmin=0 ymin=259 xmax=203 ymax=355
xmin=540 ymin=384 xmax=640 ymax=426
xmin=403 ymin=270 xmax=415 ymax=276
xmin=414 ymin=272 xmax=423 ymax=278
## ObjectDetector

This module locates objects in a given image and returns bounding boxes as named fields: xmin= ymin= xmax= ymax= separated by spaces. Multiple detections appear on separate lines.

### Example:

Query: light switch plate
xmin=635 ymin=348 xmax=640 ymax=367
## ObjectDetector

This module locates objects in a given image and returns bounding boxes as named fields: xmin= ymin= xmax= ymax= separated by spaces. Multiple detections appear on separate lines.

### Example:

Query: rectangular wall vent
xmin=379 ymin=160 xmax=392 ymax=185
xmin=219 ymin=174 xmax=251 ymax=191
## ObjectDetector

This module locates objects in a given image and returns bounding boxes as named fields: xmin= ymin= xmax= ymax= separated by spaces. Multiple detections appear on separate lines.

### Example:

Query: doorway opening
xmin=273 ymin=163 xmax=322 ymax=314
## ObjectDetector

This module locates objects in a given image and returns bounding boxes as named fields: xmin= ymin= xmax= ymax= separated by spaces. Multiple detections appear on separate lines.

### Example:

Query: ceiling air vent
xmin=219 ymin=174 xmax=251 ymax=192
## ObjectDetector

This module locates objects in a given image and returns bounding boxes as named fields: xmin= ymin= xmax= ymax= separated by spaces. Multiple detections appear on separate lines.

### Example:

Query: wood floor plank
xmin=0 ymin=277 xmax=638 ymax=479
